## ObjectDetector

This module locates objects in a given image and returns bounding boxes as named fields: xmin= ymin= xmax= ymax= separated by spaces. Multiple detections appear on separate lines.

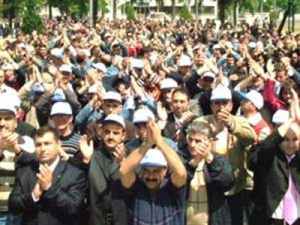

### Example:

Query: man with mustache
xmin=82 ymin=114 xmax=128 ymax=225
xmin=119 ymin=120 xmax=187 ymax=225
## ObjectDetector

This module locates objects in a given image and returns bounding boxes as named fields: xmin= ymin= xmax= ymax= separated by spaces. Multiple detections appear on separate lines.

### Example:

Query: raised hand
xmin=113 ymin=143 xmax=126 ymax=163
xmin=80 ymin=135 xmax=94 ymax=164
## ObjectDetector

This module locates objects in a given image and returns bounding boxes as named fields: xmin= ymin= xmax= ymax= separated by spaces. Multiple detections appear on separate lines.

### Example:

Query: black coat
xmin=9 ymin=160 xmax=87 ymax=225
xmin=249 ymin=131 xmax=300 ymax=225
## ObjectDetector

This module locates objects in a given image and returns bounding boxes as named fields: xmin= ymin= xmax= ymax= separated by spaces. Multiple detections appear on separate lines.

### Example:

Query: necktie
xmin=283 ymin=173 xmax=298 ymax=225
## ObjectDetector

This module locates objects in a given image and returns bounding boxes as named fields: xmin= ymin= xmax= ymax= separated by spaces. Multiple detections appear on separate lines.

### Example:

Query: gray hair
xmin=186 ymin=120 xmax=213 ymax=138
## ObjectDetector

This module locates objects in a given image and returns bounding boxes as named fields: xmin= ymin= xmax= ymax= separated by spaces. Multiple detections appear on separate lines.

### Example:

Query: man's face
xmin=275 ymin=70 xmax=288 ymax=84
xmin=101 ymin=123 xmax=125 ymax=150
xmin=187 ymin=132 xmax=210 ymax=159
xmin=0 ymin=112 xmax=17 ymax=136
xmin=171 ymin=92 xmax=189 ymax=117
xmin=280 ymin=127 xmax=300 ymax=156
xmin=198 ymin=77 xmax=214 ymax=90
xmin=211 ymin=99 xmax=233 ymax=116
xmin=135 ymin=122 xmax=147 ymax=141
xmin=161 ymin=89 xmax=174 ymax=104
xmin=141 ymin=167 xmax=167 ymax=190
xmin=51 ymin=115 xmax=73 ymax=133
xmin=102 ymin=100 xmax=122 ymax=116
xmin=240 ymin=99 xmax=256 ymax=114
xmin=36 ymin=132 xmax=60 ymax=164
xmin=227 ymin=56 xmax=235 ymax=65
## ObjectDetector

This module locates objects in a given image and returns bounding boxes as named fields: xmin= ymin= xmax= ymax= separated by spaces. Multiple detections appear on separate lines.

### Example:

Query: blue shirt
xmin=122 ymin=179 xmax=186 ymax=225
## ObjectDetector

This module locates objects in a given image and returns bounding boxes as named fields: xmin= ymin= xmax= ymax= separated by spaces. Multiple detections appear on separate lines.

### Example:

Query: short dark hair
xmin=35 ymin=126 xmax=60 ymax=142
xmin=171 ymin=87 xmax=190 ymax=100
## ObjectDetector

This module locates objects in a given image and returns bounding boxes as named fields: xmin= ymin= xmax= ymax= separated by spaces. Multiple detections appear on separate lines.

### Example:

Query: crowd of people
xmin=0 ymin=15 xmax=299 ymax=225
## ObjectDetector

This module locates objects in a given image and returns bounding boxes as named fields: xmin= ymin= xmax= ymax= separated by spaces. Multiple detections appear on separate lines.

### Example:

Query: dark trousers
xmin=227 ymin=190 xmax=254 ymax=225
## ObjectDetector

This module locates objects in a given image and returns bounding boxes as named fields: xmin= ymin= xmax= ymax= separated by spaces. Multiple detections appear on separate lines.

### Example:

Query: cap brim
xmin=140 ymin=162 xmax=167 ymax=168
xmin=102 ymin=119 xmax=125 ymax=128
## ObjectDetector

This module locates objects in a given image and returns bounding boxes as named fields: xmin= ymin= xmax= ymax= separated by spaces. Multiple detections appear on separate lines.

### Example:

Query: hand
xmin=37 ymin=164 xmax=53 ymax=191
xmin=146 ymin=120 xmax=163 ymax=146
xmin=193 ymin=139 xmax=211 ymax=162
xmin=80 ymin=135 xmax=94 ymax=164
xmin=32 ymin=182 xmax=43 ymax=200
xmin=113 ymin=143 xmax=126 ymax=163
xmin=216 ymin=109 xmax=234 ymax=129
xmin=58 ymin=146 xmax=69 ymax=161
xmin=0 ymin=132 xmax=21 ymax=153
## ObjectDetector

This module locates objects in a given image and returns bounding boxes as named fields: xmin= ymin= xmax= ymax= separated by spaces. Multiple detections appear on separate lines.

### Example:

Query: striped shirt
xmin=60 ymin=131 xmax=81 ymax=157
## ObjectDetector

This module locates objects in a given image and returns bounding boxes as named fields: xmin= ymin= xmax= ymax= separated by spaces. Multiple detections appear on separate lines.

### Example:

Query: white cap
xmin=0 ymin=93 xmax=21 ymax=108
xmin=245 ymin=90 xmax=264 ymax=110
xmin=50 ymin=102 xmax=72 ymax=116
xmin=103 ymin=91 xmax=122 ymax=103
xmin=160 ymin=78 xmax=178 ymax=90
xmin=272 ymin=109 xmax=290 ymax=125
xmin=52 ymin=89 xmax=66 ymax=102
xmin=59 ymin=64 xmax=72 ymax=74
xmin=0 ymin=95 xmax=17 ymax=115
xmin=140 ymin=148 xmax=167 ymax=168
xmin=103 ymin=114 xmax=125 ymax=128
xmin=248 ymin=42 xmax=257 ymax=49
xmin=202 ymin=71 xmax=216 ymax=79
xmin=88 ymin=84 xmax=98 ymax=94
xmin=2 ymin=64 xmax=15 ymax=70
xmin=32 ymin=83 xmax=45 ymax=93
xmin=131 ymin=58 xmax=144 ymax=69
xmin=213 ymin=44 xmax=221 ymax=50
xmin=92 ymin=63 xmax=107 ymax=73
xmin=50 ymin=48 xmax=64 ymax=59
xmin=178 ymin=54 xmax=192 ymax=67
xmin=210 ymin=84 xmax=232 ymax=101
xmin=133 ymin=108 xmax=155 ymax=124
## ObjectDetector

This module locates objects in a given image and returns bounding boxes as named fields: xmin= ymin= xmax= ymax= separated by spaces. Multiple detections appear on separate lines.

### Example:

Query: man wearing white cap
xmin=119 ymin=120 xmax=187 ymax=225
xmin=240 ymin=90 xmax=272 ymax=143
xmin=126 ymin=107 xmax=178 ymax=153
xmin=0 ymin=96 xmax=35 ymax=225
xmin=195 ymin=84 xmax=256 ymax=225
xmin=50 ymin=102 xmax=81 ymax=157
xmin=0 ymin=70 xmax=17 ymax=95
xmin=82 ymin=114 xmax=128 ymax=225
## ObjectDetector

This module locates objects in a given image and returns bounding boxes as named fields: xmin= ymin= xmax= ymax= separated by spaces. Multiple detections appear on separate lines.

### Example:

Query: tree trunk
xmin=113 ymin=0 xmax=117 ymax=19
xmin=218 ymin=0 xmax=226 ymax=26
xmin=233 ymin=0 xmax=237 ymax=27
xmin=172 ymin=0 xmax=176 ymax=19
xmin=48 ymin=2 xmax=52 ymax=19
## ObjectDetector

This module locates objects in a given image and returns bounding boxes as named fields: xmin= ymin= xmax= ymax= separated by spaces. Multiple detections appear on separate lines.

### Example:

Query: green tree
xmin=179 ymin=4 xmax=193 ymax=20
xmin=21 ymin=0 xmax=44 ymax=33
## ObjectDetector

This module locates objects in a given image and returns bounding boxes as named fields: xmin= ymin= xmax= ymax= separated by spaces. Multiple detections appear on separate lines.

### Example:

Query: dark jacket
xmin=249 ymin=131 xmax=300 ymax=225
xmin=88 ymin=143 xmax=127 ymax=225
xmin=9 ymin=160 xmax=87 ymax=225
xmin=179 ymin=147 xmax=235 ymax=225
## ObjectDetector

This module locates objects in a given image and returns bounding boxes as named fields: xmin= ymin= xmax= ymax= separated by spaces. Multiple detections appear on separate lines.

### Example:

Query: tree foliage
xmin=179 ymin=4 xmax=193 ymax=20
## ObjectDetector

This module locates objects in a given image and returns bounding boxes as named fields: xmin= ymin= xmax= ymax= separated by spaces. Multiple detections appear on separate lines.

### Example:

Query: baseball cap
xmin=103 ymin=91 xmax=122 ymax=103
xmin=50 ymin=102 xmax=72 ymax=116
xmin=202 ymin=71 xmax=216 ymax=80
xmin=210 ymin=84 xmax=232 ymax=101
xmin=178 ymin=54 xmax=192 ymax=67
xmin=50 ymin=48 xmax=64 ymax=59
xmin=244 ymin=90 xmax=264 ymax=110
xmin=103 ymin=114 xmax=125 ymax=129
xmin=0 ymin=95 xmax=17 ymax=116
xmin=52 ymin=89 xmax=66 ymax=102
xmin=32 ymin=83 xmax=45 ymax=93
xmin=160 ymin=78 xmax=178 ymax=90
xmin=133 ymin=108 xmax=155 ymax=124
xmin=92 ymin=63 xmax=107 ymax=74
xmin=59 ymin=64 xmax=72 ymax=74
xmin=131 ymin=58 xmax=144 ymax=69
xmin=140 ymin=148 xmax=167 ymax=168
xmin=272 ymin=109 xmax=289 ymax=125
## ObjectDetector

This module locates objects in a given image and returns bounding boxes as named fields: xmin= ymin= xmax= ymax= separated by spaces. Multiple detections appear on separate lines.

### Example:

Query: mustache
xmin=145 ymin=178 xmax=158 ymax=183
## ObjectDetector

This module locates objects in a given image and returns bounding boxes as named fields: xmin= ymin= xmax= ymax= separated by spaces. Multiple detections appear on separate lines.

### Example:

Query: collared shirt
xmin=272 ymin=154 xmax=300 ymax=220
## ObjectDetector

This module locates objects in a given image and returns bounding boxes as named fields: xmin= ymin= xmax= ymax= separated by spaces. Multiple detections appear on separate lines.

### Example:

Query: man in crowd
xmin=119 ymin=119 xmax=187 ymax=225
xmin=9 ymin=126 xmax=87 ymax=225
